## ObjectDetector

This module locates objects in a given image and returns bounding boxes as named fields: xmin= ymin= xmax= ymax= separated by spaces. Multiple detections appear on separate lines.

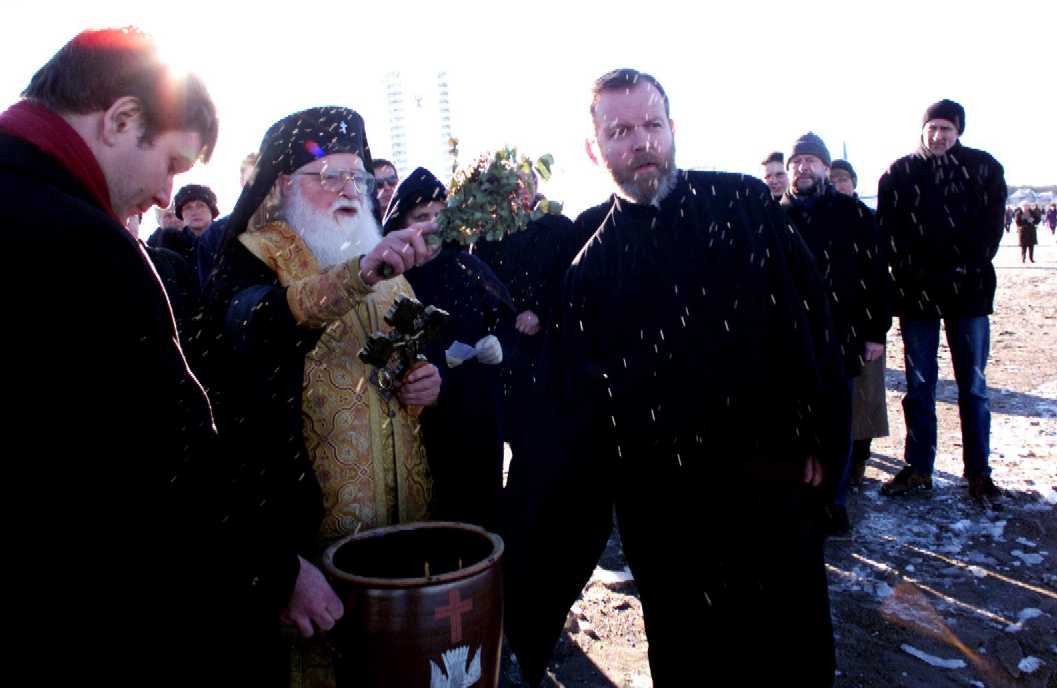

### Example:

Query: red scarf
xmin=0 ymin=100 xmax=117 ymax=221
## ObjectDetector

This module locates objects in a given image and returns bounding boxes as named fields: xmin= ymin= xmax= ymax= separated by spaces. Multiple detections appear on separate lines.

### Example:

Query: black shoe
xmin=968 ymin=474 xmax=1001 ymax=503
xmin=824 ymin=505 xmax=851 ymax=538
xmin=880 ymin=466 xmax=933 ymax=497
xmin=849 ymin=458 xmax=867 ymax=487
xmin=849 ymin=440 xmax=871 ymax=487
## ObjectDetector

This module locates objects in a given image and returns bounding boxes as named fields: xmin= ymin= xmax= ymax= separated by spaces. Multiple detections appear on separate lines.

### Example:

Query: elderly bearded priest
xmin=201 ymin=106 xmax=441 ymax=687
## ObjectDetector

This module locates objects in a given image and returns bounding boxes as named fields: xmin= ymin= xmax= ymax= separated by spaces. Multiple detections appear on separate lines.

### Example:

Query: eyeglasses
xmin=375 ymin=174 xmax=399 ymax=188
xmin=295 ymin=169 xmax=376 ymax=194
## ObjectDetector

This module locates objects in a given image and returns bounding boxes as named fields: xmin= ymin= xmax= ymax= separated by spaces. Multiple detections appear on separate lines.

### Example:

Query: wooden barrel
xmin=322 ymin=521 xmax=504 ymax=687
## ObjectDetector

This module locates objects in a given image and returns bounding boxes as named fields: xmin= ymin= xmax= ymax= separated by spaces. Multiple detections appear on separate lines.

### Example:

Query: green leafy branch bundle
xmin=432 ymin=142 xmax=560 ymax=248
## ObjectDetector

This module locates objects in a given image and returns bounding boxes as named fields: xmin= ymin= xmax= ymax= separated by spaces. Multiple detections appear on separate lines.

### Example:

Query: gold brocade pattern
xmin=240 ymin=222 xmax=432 ymax=539
xmin=302 ymin=282 xmax=433 ymax=537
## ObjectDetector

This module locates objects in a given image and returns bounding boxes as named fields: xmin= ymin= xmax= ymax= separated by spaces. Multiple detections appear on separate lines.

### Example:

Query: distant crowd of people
xmin=3 ymin=26 xmax=1019 ymax=688
xmin=1005 ymin=201 xmax=1056 ymax=263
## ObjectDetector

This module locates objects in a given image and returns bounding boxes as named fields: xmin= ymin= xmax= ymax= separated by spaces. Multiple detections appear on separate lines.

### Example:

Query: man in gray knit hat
xmin=783 ymin=132 xmax=891 ymax=536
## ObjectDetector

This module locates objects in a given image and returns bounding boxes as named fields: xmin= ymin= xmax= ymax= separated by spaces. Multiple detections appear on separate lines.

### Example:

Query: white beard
xmin=284 ymin=183 xmax=382 ymax=269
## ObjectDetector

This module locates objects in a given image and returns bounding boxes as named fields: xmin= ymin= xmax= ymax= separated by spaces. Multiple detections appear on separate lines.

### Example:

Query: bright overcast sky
xmin=3 ymin=0 xmax=1055 ymax=236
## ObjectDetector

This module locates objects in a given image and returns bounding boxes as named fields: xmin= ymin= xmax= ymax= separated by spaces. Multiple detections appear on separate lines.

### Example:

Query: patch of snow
xmin=629 ymin=674 xmax=652 ymax=688
xmin=591 ymin=566 xmax=634 ymax=586
xmin=1011 ymin=550 xmax=1045 ymax=566
xmin=900 ymin=644 xmax=967 ymax=669
xmin=875 ymin=582 xmax=893 ymax=599
xmin=949 ymin=519 xmax=1006 ymax=540
xmin=1017 ymin=656 xmax=1043 ymax=673
xmin=967 ymin=565 xmax=988 ymax=578
xmin=965 ymin=552 xmax=999 ymax=566
xmin=1005 ymin=608 xmax=1044 ymax=633
xmin=1015 ymin=537 xmax=1038 ymax=548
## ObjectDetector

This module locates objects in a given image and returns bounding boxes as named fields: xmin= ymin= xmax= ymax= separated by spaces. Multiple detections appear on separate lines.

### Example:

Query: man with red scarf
xmin=0 ymin=28 xmax=282 ymax=686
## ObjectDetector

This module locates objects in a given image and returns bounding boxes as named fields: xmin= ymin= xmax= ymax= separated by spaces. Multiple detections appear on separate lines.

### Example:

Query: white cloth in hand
xmin=445 ymin=335 xmax=503 ymax=368
xmin=474 ymin=335 xmax=503 ymax=365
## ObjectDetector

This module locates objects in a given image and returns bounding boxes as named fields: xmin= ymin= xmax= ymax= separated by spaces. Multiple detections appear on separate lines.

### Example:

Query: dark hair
xmin=22 ymin=27 xmax=218 ymax=162
xmin=372 ymin=158 xmax=395 ymax=172
xmin=761 ymin=151 xmax=784 ymax=166
xmin=590 ymin=68 xmax=670 ymax=119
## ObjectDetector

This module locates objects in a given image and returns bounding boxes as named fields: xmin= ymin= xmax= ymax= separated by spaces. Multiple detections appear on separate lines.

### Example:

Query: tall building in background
xmin=383 ymin=70 xmax=453 ymax=182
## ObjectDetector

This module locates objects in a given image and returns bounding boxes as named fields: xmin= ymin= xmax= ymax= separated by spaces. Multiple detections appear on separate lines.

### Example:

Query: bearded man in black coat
xmin=0 ymin=27 xmax=282 ymax=686
xmin=877 ymin=99 xmax=1006 ymax=503
xmin=782 ymin=133 xmax=891 ymax=536
xmin=501 ymin=69 xmax=845 ymax=687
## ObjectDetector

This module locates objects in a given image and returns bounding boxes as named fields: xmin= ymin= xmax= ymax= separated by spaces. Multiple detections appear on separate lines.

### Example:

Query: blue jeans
xmin=901 ymin=316 xmax=991 ymax=478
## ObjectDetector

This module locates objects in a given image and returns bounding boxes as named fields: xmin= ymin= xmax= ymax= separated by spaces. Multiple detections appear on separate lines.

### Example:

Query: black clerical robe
xmin=502 ymin=171 xmax=844 ymax=686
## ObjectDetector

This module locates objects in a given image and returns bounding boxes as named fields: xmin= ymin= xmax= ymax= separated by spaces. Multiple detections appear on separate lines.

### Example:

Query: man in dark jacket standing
xmin=472 ymin=170 xmax=578 ymax=456
xmin=782 ymin=133 xmax=891 ymax=535
xmin=877 ymin=99 xmax=1006 ymax=502
xmin=0 ymin=26 xmax=287 ymax=686
xmin=502 ymin=69 xmax=845 ymax=686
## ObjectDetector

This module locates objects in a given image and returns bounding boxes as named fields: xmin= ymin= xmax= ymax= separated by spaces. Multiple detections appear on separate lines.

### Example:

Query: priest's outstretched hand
xmin=359 ymin=221 xmax=439 ymax=285
xmin=281 ymin=555 xmax=345 ymax=638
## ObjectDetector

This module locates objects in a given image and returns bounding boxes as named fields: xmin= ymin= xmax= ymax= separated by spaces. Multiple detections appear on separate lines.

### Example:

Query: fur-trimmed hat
xmin=922 ymin=99 xmax=965 ymax=134
xmin=174 ymin=184 xmax=219 ymax=219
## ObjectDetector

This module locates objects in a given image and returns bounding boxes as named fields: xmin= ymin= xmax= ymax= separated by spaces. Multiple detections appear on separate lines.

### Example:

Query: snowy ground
xmin=501 ymin=237 xmax=1057 ymax=687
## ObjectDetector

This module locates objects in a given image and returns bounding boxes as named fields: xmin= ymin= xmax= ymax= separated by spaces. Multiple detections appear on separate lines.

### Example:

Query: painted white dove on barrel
xmin=429 ymin=645 xmax=481 ymax=688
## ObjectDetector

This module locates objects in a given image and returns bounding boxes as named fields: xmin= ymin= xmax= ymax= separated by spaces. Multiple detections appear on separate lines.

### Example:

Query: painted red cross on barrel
xmin=434 ymin=589 xmax=473 ymax=644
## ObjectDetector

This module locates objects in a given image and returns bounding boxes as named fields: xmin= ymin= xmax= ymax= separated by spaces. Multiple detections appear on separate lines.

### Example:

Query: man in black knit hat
xmin=782 ymin=134 xmax=891 ymax=536
xmin=828 ymin=158 xmax=891 ymax=489
xmin=878 ymin=99 xmax=1006 ymax=503
xmin=828 ymin=159 xmax=858 ymax=198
